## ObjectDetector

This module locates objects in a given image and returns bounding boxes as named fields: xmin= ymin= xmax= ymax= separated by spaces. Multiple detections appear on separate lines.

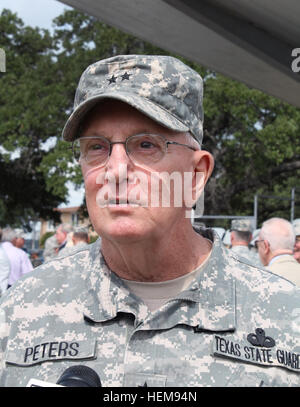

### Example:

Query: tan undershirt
xmin=122 ymin=239 xmax=212 ymax=311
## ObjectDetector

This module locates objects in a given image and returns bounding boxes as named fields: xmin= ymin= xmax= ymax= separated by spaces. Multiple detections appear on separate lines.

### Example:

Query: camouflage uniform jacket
xmin=230 ymin=245 xmax=262 ymax=268
xmin=0 ymin=228 xmax=300 ymax=387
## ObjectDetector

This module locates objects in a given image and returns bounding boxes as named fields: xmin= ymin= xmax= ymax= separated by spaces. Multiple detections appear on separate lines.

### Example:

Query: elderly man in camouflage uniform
xmin=0 ymin=55 xmax=300 ymax=387
xmin=230 ymin=219 xmax=262 ymax=267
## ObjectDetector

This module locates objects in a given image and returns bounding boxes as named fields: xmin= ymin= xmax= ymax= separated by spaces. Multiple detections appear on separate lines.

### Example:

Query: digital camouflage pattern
xmin=230 ymin=219 xmax=261 ymax=267
xmin=62 ymin=55 xmax=203 ymax=144
xmin=231 ymin=219 xmax=254 ymax=233
xmin=0 ymin=228 xmax=300 ymax=387
xmin=231 ymin=245 xmax=262 ymax=268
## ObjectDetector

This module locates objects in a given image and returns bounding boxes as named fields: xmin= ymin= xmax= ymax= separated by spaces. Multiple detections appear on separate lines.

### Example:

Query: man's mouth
xmin=107 ymin=198 xmax=140 ymax=207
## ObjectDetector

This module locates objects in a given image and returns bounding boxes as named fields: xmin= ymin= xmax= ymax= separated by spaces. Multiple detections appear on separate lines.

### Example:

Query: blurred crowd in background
xmin=0 ymin=224 xmax=91 ymax=295
xmin=0 ymin=217 xmax=299 ymax=296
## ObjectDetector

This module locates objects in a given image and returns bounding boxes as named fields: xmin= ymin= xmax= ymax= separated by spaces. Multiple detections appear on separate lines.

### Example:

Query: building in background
xmin=39 ymin=206 xmax=92 ymax=241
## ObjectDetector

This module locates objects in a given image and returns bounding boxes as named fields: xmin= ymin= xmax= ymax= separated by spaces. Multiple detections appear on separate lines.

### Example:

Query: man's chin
xmin=95 ymin=218 xmax=151 ymax=244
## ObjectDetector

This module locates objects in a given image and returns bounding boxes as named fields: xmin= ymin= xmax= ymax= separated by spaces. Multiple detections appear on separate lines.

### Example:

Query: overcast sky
xmin=1 ymin=0 xmax=72 ymax=30
xmin=1 ymin=0 xmax=85 ymax=207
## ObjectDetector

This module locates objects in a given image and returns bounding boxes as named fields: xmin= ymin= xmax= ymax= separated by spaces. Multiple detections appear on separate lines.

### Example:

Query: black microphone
xmin=56 ymin=365 xmax=101 ymax=387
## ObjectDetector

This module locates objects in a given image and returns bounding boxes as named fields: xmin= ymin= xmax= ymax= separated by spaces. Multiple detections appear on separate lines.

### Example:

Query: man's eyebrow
xmin=81 ymin=131 xmax=106 ymax=137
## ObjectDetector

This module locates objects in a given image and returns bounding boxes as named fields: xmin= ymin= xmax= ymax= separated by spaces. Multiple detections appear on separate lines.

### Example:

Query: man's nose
xmin=105 ymin=143 xmax=134 ymax=182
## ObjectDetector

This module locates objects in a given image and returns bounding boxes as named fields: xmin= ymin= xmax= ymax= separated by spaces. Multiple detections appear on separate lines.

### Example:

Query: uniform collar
xmin=82 ymin=228 xmax=236 ymax=333
xmin=268 ymin=253 xmax=294 ymax=266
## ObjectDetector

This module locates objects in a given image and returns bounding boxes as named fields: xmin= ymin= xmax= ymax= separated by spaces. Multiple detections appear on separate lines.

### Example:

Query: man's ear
xmin=262 ymin=239 xmax=270 ymax=255
xmin=192 ymin=150 xmax=214 ymax=203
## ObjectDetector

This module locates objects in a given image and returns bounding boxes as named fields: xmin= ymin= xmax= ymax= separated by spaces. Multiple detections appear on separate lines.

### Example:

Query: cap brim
xmin=62 ymin=91 xmax=189 ymax=141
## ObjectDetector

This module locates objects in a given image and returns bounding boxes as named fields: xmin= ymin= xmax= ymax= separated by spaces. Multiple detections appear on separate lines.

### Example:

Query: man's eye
xmin=92 ymin=143 xmax=104 ymax=149
xmin=140 ymin=141 xmax=155 ymax=149
xmin=88 ymin=143 xmax=106 ymax=152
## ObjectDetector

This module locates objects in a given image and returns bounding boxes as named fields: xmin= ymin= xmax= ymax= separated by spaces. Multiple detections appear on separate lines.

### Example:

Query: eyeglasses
xmin=254 ymin=240 xmax=264 ymax=249
xmin=72 ymin=133 xmax=197 ymax=168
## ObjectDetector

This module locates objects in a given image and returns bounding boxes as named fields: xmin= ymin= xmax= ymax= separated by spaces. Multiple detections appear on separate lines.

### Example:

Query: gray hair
xmin=260 ymin=217 xmax=295 ymax=252
xmin=14 ymin=228 xmax=25 ymax=238
xmin=57 ymin=223 xmax=73 ymax=234
xmin=1 ymin=227 xmax=17 ymax=242
xmin=184 ymin=132 xmax=201 ymax=150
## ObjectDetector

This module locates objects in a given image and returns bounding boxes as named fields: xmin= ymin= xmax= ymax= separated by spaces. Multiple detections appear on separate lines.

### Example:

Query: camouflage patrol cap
xmin=231 ymin=219 xmax=254 ymax=233
xmin=62 ymin=55 xmax=203 ymax=143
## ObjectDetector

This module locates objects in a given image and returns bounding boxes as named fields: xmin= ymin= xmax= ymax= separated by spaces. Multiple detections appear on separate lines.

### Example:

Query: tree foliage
xmin=0 ymin=8 xmax=164 ymax=228
xmin=202 ymin=74 xmax=300 ymax=225
xmin=0 ymin=10 xmax=67 ymax=227
xmin=0 ymin=8 xmax=299 ymax=229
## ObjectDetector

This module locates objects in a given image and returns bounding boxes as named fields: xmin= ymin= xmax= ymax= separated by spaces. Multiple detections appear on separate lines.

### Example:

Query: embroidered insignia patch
xmin=107 ymin=72 xmax=131 ymax=85
xmin=107 ymin=74 xmax=117 ymax=84
xmin=213 ymin=332 xmax=300 ymax=373
xmin=247 ymin=328 xmax=276 ymax=348
xmin=121 ymin=72 xmax=131 ymax=81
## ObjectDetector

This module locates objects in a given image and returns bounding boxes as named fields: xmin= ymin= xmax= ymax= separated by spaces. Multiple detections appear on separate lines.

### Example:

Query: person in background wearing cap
xmin=0 ymin=55 xmax=300 ymax=387
xmin=256 ymin=218 xmax=300 ymax=286
xmin=293 ymin=219 xmax=300 ymax=264
xmin=230 ymin=219 xmax=262 ymax=267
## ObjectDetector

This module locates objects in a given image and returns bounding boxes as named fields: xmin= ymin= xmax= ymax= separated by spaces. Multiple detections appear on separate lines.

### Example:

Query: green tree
xmin=49 ymin=9 xmax=300 ymax=225
xmin=1 ymin=8 xmax=299 ymax=230
xmin=202 ymin=73 xmax=300 ymax=225
xmin=0 ymin=9 xmax=66 ymax=227
xmin=0 ymin=9 xmax=165 ymax=228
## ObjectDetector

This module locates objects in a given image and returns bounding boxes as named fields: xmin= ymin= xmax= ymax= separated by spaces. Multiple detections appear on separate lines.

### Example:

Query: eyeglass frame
xmin=254 ymin=239 xmax=265 ymax=249
xmin=72 ymin=133 xmax=197 ymax=166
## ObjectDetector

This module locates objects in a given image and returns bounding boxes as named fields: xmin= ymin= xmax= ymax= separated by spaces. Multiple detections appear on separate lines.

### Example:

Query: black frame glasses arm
xmin=166 ymin=141 xmax=197 ymax=151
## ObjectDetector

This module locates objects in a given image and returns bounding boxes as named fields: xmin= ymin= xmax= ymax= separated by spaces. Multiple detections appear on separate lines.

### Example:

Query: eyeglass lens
xmin=73 ymin=134 xmax=167 ymax=167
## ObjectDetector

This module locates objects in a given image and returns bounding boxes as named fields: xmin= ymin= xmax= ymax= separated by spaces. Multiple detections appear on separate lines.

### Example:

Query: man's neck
xmin=231 ymin=241 xmax=248 ymax=247
xmin=268 ymin=250 xmax=293 ymax=266
xmin=100 ymin=224 xmax=212 ymax=282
